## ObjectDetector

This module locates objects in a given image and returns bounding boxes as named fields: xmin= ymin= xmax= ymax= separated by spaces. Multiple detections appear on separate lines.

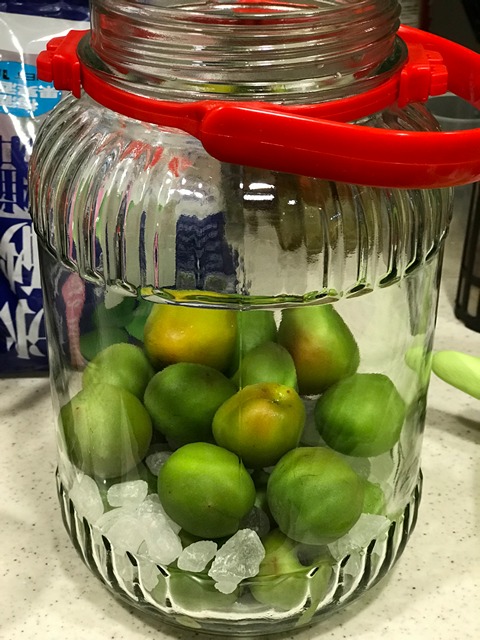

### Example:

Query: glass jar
xmin=29 ymin=0 xmax=455 ymax=635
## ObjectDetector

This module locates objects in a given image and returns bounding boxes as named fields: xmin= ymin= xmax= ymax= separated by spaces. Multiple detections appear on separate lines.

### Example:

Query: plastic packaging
xmin=0 ymin=2 xmax=88 ymax=375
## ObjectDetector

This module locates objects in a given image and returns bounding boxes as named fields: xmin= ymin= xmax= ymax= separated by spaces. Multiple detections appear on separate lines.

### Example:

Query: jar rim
xmin=94 ymin=0 xmax=393 ymax=23
xmin=88 ymin=0 xmax=402 ymax=103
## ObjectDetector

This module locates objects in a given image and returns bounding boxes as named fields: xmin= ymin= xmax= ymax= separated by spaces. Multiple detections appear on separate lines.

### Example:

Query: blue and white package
xmin=0 ymin=3 xmax=89 ymax=375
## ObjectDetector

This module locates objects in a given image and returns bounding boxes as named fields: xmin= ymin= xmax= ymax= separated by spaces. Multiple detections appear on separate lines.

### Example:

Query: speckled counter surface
xmin=1 ymin=223 xmax=479 ymax=640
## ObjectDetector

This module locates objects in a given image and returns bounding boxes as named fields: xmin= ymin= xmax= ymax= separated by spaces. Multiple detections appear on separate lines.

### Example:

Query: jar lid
xmin=37 ymin=26 xmax=480 ymax=188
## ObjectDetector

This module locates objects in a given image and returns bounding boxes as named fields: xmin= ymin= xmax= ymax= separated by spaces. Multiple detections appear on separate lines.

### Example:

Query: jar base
xmin=56 ymin=470 xmax=422 ymax=636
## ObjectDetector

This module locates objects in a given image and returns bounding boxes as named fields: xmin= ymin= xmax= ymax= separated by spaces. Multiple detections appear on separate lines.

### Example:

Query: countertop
xmin=1 ymin=210 xmax=479 ymax=640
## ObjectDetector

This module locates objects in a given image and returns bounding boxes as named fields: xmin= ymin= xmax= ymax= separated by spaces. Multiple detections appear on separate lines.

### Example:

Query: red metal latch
xmin=398 ymin=43 xmax=448 ymax=107
xmin=37 ymin=30 xmax=87 ymax=99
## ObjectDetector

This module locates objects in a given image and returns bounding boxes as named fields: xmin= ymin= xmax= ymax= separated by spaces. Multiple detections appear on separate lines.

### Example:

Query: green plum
xmin=267 ymin=447 xmax=365 ymax=545
xmin=125 ymin=299 xmax=153 ymax=341
xmin=79 ymin=327 xmax=129 ymax=361
xmin=60 ymin=383 xmax=152 ymax=479
xmin=83 ymin=343 xmax=154 ymax=398
xmin=92 ymin=297 xmax=137 ymax=328
xmin=233 ymin=341 xmax=298 ymax=389
xmin=227 ymin=309 xmax=278 ymax=375
xmin=250 ymin=530 xmax=331 ymax=611
xmin=212 ymin=383 xmax=305 ymax=469
xmin=278 ymin=304 xmax=359 ymax=395
xmin=158 ymin=442 xmax=256 ymax=539
xmin=314 ymin=373 xmax=406 ymax=457
xmin=144 ymin=363 xmax=237 ymax=446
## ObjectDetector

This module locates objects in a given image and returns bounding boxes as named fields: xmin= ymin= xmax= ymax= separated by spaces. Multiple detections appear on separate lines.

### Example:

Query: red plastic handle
xmin=196 ymin=26 xmax=480 ymax=188
xmin=37 ymin=25 xmax=480 ymax=188
xmin=199 ymin=105 xmax=477 ymax=188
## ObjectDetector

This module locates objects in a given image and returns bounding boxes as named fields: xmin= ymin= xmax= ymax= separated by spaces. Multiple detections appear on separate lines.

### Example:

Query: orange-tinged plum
xmin=278 ymin=304 xmax=359 ymax=395
xmin=212 ymin=383 xmax=305 ymax=469
xmin=143 ymin=302 xmax=236 ymax=372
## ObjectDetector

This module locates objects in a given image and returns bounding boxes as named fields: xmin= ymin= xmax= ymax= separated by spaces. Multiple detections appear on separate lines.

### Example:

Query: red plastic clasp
xmin=36 ymin=28 xmax=449 ymax=114
xmin=37 ymin=30 xmax=88 ymax=99
xmin=398 ymin=42 xmax=448 ymax=107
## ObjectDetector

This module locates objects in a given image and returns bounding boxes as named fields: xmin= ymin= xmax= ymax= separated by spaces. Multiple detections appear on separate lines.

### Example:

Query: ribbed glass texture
xmin=29 ymin=0 xmax=453 ymax=635
xmin=82 ymin=0 xmax=405 ymax=102
xmin=30 ymin=94 xmax=451 ymax=303
xmin=57 ymin=471 xmax=422 ymax=635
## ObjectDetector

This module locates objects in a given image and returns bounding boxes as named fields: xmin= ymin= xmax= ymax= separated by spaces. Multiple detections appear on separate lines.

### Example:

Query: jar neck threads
xmin=84 ymin=0 xmax=405 ymax=104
